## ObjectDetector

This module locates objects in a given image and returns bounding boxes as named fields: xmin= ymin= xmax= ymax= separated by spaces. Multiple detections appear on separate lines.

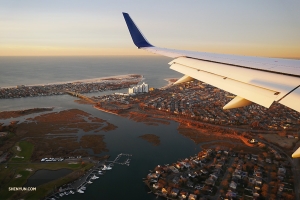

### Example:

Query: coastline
xmin=160 ymin=78 xmax=178 ymax=89
xmin=93 ymin=105 xmax=119 ymax=116
xmin=2 ymin=74 xmax=141 ymax=89
xmin=1 ymin=74 xmax=299 ymax=199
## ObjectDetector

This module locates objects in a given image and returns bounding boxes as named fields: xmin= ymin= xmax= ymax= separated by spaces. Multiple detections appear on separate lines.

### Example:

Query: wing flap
xmin=169 ymin=57 xmax=300 ymax=101
xmin=278 ymin=87 xmax=300 ymax=112
xmin=170 ymin=63 xmax=278 ymax=108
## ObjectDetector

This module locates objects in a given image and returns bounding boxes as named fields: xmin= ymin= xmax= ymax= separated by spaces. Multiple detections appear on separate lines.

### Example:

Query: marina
xmin=46 ymin=153 xmax=133 ymax=200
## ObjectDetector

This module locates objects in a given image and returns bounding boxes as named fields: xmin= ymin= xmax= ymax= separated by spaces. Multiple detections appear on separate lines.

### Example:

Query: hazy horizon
xmin=1 ymin=1 xmax=300 ymax=58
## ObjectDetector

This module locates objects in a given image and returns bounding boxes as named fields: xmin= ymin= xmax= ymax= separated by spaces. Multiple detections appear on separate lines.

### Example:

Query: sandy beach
xmin=3 ymin=74 xmax=142 ymax=89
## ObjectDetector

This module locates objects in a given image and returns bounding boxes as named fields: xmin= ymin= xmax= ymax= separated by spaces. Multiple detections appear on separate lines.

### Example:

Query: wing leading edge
xmin=122 ymin=12 xmax=300 ymax=157
xmin=122 ymin=12 xmax=300 ymax=113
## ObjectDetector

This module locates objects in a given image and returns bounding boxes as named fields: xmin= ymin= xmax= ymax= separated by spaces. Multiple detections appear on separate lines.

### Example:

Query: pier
xmin=106 ymin=153 xmax=133 ymax=166
xmin=46 ymin=153 xmax=132 ymax=199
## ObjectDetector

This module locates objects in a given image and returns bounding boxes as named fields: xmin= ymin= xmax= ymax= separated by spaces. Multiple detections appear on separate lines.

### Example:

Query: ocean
xmin=0 ymin=56 xmax=180 ymax=89
xmin=0 ymin=56 xmax=201 ymax=200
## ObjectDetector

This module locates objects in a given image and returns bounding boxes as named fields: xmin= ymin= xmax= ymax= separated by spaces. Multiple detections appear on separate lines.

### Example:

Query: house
xmin=187 ymin=180 xmax=194 ymax=188
xmin=232 ymin=172 xmax=242 ymax=180
xmin=169 ymin=166 xmax=179 ymax=173
xmin=153 ymin=183 xmax=159 ymax=189
xmin=188 ymin=194 xmax=197 ymax=200
xmin=265 ymin=158 xmax=272 ymax=164
xmin=226 ymin=190 xmax=237 ymax=198
xmin=278 ymin=168 xmax=286 ymax=176
xmin=148 ymin=173 xmax=160 ymax=179
xmin=230 ymin=181 xmax=237 ymax=190
xmin=173 ymin=176 xmax=180 ymax=184
xmin=205 ymin=177 xmax=216 ymax=186
xmin=255 ymin=177 xmax=262 ymax=185
xmin=176 ymin=163 xmax=184 ymax=169
xmin=171 ymin=188 xmax=179 ymax=197
xmin=210 ymin=174 xmax=218 ymax=180
xmin=161 ymin=188 xmax=168 ymax=196
xmin=179 ymin=191 xmax=188 ymax=200
xmin=181 ymin=162 xmax=191 ymax=169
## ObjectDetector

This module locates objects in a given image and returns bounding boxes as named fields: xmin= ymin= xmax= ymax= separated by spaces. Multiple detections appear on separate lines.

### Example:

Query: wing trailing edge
xmin=122 ymin=12 xmax=300 ymax=113
xmin=123 ymin=12 xmax=300 ymax=159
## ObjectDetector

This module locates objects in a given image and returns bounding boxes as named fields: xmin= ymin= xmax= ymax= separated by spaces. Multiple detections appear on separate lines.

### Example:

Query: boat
xmin=80 ymin=186 xmax=86 ymax=190
xmin=69 ymin=190 xmax=74 ymax=194
xmin=98 ymin=170 xmax=103 ymax=174
xmin=102 ymin=165 xmax=112 ymax=170
xmin=77 ymin=189 xmax=84 ymax=194
xmin=87 ymin=180 xmax=93 ymax=184
xmin=91 ymin=175 xmax=99 ymax=180
xmin=64 ymin=191 xmax=69 ymax=195
xmin=59 ymin=193 xmax=64 ymax=197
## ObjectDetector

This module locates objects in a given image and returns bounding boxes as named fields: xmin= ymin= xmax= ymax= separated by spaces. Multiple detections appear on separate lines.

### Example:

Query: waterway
xmin=0 ymin=56 xmax=201 ymax=199
xmin=24 ymin=169 xmax=72 ymax=187
xmin=1 ymin=93 xmax=201 ymax=199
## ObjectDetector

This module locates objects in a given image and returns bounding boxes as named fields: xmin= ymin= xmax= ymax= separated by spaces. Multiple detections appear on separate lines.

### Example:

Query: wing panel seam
xmin=171 ymin=62 xmax=277 ymax=93
xmin=185 ymin=57 xmax=300 ymax=78
xmin=277 ymin=85 xmax=300 ymax=103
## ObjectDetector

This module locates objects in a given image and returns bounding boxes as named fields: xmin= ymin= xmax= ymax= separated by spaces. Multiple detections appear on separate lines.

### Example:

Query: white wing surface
xmin=123 ymin=12 xmax=300 ymax=113
xmin=123 ymin=13 xmax=300 ymax=158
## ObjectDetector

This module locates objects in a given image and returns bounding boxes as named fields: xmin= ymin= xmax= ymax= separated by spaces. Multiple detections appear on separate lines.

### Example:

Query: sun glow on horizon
xmin=1 ymin=44 xmax=299 ymax=59
xmin=1 ymin=1 xmax=299 ymax=58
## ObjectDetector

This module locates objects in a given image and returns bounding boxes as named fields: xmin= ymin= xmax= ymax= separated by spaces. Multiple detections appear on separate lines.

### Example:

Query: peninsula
xmin=0 ymin=74 xmax=142 ymax=99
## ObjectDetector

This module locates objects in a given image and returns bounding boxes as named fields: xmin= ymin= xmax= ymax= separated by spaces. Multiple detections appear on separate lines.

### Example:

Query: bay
xmin=0 ymin=56 xmax=200 ymax=200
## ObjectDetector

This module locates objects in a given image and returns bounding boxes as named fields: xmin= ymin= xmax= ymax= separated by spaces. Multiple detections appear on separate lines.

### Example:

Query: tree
xmin=220 ymin=180 xmax=229 ymax=190
xmin=270 ymin=172 xmax=277 ymax=181
xmin=227 ymin=167 xmax=234 ymax=173
xmin=194 ymin=190 xmax=200 ymax=195
xmin=261 ymin=184 xmax=268 ymax=198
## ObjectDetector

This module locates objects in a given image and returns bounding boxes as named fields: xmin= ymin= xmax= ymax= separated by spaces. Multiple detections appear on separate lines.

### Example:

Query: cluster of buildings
xmin=139 ymin=80 xmax=300 ymax=131
xmin=0 ymin=79 xmax=139 ymax=99
xmin=146 ymin=147 xmax=294 ymax=200
xmin=91 ymin=79 xmax=300 ymax=131
xmin=128 ymin=82 xmax=149 ymax=94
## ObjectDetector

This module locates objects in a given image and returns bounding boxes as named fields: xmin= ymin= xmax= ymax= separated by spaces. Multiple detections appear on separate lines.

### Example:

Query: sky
xmin=1 ymin=0 xmax=300 ymax=58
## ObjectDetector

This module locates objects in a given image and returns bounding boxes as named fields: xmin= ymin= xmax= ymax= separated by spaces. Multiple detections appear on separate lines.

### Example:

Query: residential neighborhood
xmin=94 ymin=80 xmax=300 ymax=132
xmin=145 ymin=147 xmax=295 ymax=200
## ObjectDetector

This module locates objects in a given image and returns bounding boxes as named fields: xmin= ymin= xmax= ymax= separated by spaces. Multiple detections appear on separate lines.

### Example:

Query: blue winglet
xmin=122 ymin=12 xmax=153 ymax=48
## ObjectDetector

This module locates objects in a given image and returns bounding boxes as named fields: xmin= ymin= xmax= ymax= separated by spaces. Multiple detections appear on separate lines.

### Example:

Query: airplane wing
xmin=123 ymin=12 xmax=300 ymax=113
xmin=123 ymin=13 xmax=300 ymax=158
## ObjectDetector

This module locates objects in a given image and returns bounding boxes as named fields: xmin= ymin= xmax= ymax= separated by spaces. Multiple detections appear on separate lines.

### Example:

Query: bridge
xmin=65 ymin=91 xmax=96 ymax=104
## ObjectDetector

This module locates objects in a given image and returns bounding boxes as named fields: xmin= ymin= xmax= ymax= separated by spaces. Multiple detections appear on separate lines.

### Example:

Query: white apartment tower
xmin=128 ymin=82 xmax=149 ymax=94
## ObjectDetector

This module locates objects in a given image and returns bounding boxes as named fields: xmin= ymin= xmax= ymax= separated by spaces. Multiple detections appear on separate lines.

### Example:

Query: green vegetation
xmin=0 ymin=162 xmax=94 ymax=200
xmin=11 ymin=141 xmax=34 ymax=162
xmin=24 ymin=163 xmax=94 ymax=199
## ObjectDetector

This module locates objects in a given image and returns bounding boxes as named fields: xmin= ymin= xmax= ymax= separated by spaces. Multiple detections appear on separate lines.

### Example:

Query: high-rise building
xmin=128 ymin=82 xmax=149 ymax=94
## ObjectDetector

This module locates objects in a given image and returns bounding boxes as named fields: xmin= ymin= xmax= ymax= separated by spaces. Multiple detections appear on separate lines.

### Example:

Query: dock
xmin=106 ymin=153 xmax=132 ymax=166
xmin=45 ymin=153 xmax=132 ymax=199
